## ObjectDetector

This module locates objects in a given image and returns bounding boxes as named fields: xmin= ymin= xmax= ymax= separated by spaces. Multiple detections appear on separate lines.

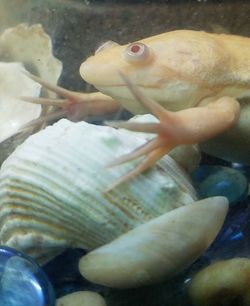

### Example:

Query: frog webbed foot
xmin=106 ymin=72 xmax=240 ymax=189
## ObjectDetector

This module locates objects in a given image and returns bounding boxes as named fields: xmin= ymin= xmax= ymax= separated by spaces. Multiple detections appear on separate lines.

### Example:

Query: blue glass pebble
xmin=191 ymin=165 xmax=248 ymax=205
xmin=0 ymin=246 xmax=55 ymax=306
xmin=231 ymin=162 xmax=250 ymax=182
xmin=206 ymin=204 xmax=250 ymax=259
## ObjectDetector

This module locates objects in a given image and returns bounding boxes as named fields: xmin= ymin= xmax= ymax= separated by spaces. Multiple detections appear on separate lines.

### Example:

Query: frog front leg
xmin=23 ymin=72 xmax=241 ymax=189
xmin=105 ymin=73 xmax=241 ymax=188
xmin=21 ymin=72 xmax=121 ymax=122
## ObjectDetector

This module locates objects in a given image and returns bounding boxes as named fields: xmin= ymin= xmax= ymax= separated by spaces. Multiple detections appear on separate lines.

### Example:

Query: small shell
xmin=0 ymin=24 xmax=62 ymax=164
xmin=56 ymin=291 xmax=107 ymax=306
xmin=0 ymin=118 xmax=197 ymax=263
xmin=188 ymin=258 xmax=250 ymax=306
xmin=0 ymin=24 xmax=62 ymax=88
xmin=79 ymin=197 xmax=228 ymax=288
xmin=0 ymin=62 xmax=41 ymax=143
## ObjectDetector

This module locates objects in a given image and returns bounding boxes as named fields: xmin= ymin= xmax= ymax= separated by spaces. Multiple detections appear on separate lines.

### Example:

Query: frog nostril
xmin=95 ymin=40 xmax=118 ymax=55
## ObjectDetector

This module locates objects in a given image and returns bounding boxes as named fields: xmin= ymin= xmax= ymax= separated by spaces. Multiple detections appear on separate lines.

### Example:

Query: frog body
xmin=80 ymin=30 xmax=250 ymax=113
xmin=25 ymin=30 xmax=250 ymax=184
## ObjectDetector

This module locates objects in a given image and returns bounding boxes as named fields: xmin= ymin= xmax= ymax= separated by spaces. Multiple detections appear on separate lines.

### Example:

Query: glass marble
xmin=191 ymin=165 xmax=249 ymax=205
xmin=0 ymin=246 xmax=55 ymax=306
xmin=231 ymin=162 xmax=250 ymax=181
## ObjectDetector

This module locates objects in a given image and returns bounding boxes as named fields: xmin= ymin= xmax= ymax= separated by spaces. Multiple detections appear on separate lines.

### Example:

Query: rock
xmin=189 ymin=258 xmax=250 ymax=306
xmin=191 ymin=165 xmax=248 ymax=204
xmin=56 ymin=291 xmax=107 ymax=306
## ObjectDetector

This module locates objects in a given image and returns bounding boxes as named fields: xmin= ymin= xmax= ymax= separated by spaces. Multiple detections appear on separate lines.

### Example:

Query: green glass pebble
xmin=191 ymin=166 xmax=248 ymax=205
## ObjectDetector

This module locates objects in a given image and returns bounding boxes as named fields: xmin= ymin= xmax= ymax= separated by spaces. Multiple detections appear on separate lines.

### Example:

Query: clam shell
xmin=0 ymin=118 xmax=197 ymax=262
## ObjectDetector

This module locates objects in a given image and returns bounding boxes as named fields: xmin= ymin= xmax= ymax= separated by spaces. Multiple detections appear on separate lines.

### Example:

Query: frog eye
xmin=95 ymin=40 xmax=118 ymax=54
xmin=124 ymin=42 xmax=151 ymax=63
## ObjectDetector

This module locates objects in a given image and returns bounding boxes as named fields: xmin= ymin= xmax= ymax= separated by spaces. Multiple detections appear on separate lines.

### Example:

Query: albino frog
xmin=25 ymin=30 xmax=250 ymax=185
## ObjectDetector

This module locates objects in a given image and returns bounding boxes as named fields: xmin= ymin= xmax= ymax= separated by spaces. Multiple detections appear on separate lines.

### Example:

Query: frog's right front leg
xmin=104 ymin=73 xmax=241 ymax=189
xmin=21 ymin=72 xmax=121 ymax=122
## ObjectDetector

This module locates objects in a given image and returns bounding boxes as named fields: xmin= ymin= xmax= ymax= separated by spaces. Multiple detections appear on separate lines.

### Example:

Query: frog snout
xmin=79 ymin=58 xmax=96 ymax=85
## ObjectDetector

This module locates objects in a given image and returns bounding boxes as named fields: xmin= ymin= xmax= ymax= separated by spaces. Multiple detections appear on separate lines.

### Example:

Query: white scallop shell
xmin=0 ymin=118 xmax=197 ymax=262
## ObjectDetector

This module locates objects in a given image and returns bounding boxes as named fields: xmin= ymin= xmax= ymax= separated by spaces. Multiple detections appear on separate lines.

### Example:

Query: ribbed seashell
xmin=0 ymin=118 xmax=197 ymax=263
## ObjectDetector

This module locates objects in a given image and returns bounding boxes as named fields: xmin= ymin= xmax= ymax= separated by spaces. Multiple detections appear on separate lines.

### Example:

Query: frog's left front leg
xmin=107 ymin=74 xmax=240 ymax=188
xmin=22 ymin=72 xmax=121 ymax=122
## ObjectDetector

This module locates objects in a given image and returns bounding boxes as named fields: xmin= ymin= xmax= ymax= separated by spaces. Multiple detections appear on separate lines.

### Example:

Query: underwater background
xmin=0 ymin=1 xmax=250 ymax=306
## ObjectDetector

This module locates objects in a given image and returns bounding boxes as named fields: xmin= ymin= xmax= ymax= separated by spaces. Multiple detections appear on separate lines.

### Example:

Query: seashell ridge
xmin=0 ymin=118 xmax=197 ymax=262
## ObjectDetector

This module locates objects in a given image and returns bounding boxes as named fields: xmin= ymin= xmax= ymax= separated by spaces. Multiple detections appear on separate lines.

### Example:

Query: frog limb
xmin=106 ymin=73 xmax=240 ymax=188
xmin=21 ymin=96 xmax=67 ymax=107
xmin=105 ymin=145 xmax=169 ymax=191
xmin=106 ymin=137 xmax=166 ymax=167
xmin=20 ymin=109 xmax=67 ymax=131
xmin=21 ymin=72 xmax=121 ymax=121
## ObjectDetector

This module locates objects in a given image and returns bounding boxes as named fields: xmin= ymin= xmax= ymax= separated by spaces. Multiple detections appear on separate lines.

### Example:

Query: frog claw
xmin=106 ymin=137 xmax=167 ymax=167
xmin=21 ymin=96 xmax=68 ymax=107
xmin=19 ymin=109 xmax=67 ymax=131
xmin=23 ymin=72 xmax=81 ymax=101
xmin=105 ymin=120 xmax=164 ymax=134
xmin=107 ymin=73 xmax=240 ymax=190
xmin=105 ymin=141 xmax=172 ymax=191
xmin=23 ymin=72 xmax=120 ymax=120
xmin=105 ymin=73 xmax=177 ymax=189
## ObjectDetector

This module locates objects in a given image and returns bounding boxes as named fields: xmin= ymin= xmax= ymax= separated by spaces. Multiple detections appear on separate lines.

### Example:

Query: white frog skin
xmin=24 ymin=30 xmax=250 ymax=185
